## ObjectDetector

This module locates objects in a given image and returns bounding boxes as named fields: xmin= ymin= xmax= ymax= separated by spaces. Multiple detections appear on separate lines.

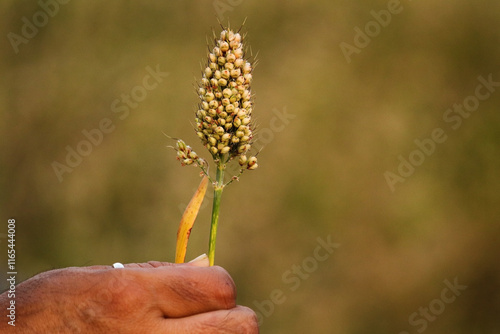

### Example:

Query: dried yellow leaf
xmin=175 ymin=176 xmax=209 ymax=263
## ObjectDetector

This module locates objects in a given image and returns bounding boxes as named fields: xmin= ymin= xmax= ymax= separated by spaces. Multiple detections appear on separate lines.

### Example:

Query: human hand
xmin=0 ymin=256 xmax=258 ymax=333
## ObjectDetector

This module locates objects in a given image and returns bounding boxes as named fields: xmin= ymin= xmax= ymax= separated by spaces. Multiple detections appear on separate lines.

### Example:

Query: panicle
xmin=195 ymin=26 xmax=258 ymax=170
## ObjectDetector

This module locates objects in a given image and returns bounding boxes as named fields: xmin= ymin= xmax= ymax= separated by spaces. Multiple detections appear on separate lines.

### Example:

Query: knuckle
xmin=211 ymin=266 xmax=237 ymax=307
xmin=237 ymin=306 xmax=260 ymax=333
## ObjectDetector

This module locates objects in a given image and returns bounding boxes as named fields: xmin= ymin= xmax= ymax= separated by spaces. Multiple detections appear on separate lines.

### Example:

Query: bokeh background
xmin=2 ymin=0 xmax=500 ymax=333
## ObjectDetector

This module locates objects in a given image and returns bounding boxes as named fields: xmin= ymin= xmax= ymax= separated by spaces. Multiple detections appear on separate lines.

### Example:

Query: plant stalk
xmin=208 ymin=163 xmax=225 ymax=266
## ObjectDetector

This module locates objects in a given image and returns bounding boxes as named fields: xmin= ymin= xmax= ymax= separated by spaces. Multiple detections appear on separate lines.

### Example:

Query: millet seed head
xmin=173 ymin=25 xmax=258 ymax=174
xmin=195 ymin=26 xmax=257 ymax=168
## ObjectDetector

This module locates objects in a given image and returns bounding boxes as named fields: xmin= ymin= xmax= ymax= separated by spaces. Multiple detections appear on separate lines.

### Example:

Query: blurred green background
xmin=1 ymin=0 xmax=500 ymax=333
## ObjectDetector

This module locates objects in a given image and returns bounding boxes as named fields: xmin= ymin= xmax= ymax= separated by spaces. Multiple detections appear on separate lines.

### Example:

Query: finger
xmin=134 ymin=258 xmax=209 ymax=268
xmin=142 ymin=265 xmax=237 ymax=318
xmin=154 ymin=306 xmax=259 ymax=334
xmin=86 ymin=256 xmax=208 ymax=270
xmin=186 ymin=254 xmax=210 ymax=267
xmin=124 ymin=261 xmax=175 ymax=269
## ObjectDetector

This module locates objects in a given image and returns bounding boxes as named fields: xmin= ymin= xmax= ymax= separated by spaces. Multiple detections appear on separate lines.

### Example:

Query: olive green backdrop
xmin=1 ymin=0 xmax=500 ymax=333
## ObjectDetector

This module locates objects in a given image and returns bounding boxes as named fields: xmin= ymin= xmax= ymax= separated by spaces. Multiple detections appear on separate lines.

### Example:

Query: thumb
xmin=186 ymin=254 xmax=210 ymax=267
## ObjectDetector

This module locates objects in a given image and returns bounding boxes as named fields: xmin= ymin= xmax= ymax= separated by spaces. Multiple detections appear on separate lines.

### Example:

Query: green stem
xmin=208 ymin=163 xmax=225 ymax=266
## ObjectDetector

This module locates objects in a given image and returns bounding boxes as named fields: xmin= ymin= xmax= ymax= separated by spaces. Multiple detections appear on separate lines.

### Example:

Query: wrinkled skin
xmin=0 ymin=260 xmax=259 ymax=333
